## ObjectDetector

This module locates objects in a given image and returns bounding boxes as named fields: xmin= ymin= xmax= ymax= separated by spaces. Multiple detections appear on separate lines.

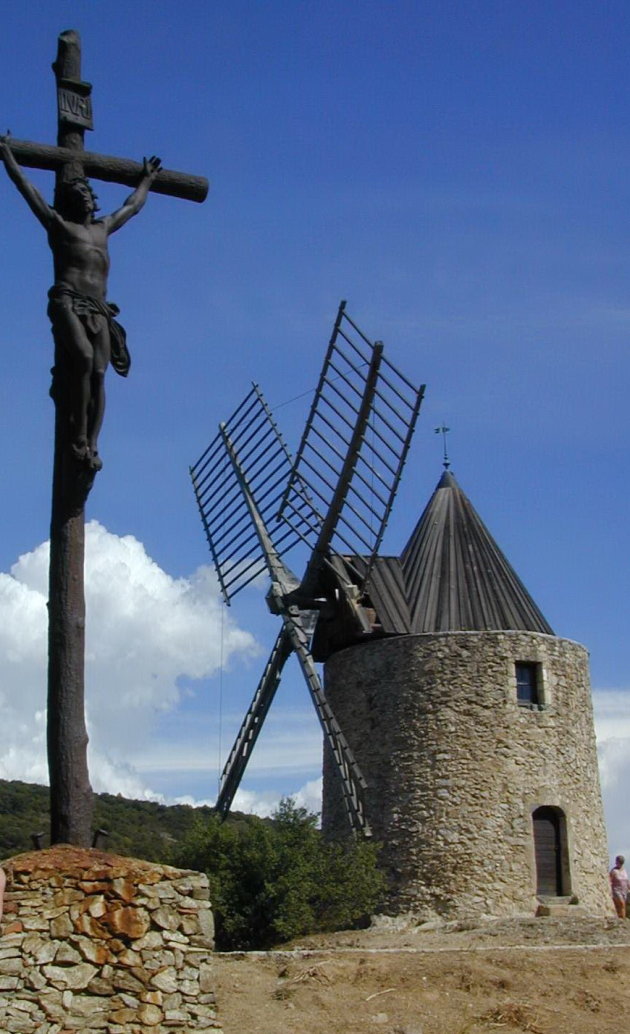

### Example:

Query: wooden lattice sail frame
xmin=190 ymin=302 xmax=424 ymax=834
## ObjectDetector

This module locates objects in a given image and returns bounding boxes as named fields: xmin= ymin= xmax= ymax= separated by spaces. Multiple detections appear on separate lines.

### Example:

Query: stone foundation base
xmin=0 ymin=845 xmax=222 ymax=1033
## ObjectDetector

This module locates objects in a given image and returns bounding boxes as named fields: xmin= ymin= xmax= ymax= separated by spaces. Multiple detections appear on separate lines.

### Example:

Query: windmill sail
xmin=200 ymin=396 xmax=372 ymax=833
xmin=190 ymin=303 xmax=425 ymax=835
xmin=190 ymin=384 xmax=314 ymax=604
xmin=215 ymin=626 xmax=292 ymax=818
xmin=278 ymin=300 xmax=425 ymax=594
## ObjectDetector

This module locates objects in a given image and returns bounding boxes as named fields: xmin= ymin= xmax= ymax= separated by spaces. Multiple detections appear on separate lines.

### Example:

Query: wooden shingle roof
xmin=364 ymin=469 xmax=554 ymax=636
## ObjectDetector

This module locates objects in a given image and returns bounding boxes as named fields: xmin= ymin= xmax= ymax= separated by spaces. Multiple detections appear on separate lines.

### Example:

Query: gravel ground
xmin=213 ymin=914 xmax=630 ymax=1034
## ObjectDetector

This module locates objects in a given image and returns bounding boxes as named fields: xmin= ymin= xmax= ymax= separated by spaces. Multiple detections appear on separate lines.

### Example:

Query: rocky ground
xmin=213 ymin=914 xmax=630 ymax=1034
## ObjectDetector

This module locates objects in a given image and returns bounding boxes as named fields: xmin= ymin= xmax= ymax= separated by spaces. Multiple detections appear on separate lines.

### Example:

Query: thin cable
xmin=216 ymin=453 xmax=228 ymax=796
xmin=217 ymin=599 xmax=225 ymax=797
xmin=269 ymin=362 xmax=371 ymax=414
xmin=271 ymin=385 xmax=316 ymax=413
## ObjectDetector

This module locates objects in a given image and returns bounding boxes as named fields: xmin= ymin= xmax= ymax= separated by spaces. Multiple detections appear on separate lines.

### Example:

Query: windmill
xmin=190 ymin=302 xmax=424 ymax=835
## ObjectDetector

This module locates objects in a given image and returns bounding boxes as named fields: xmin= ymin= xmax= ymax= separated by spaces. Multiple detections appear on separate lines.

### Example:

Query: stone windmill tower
xmin=321 ymin=467 xmax=611 ymax=919
xmin=191 ymin=302 xmax=610 ymax=920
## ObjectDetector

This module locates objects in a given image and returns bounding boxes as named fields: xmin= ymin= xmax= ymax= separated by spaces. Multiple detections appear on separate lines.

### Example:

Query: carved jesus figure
xmin=0 ymin=136 xmax=161 ymax=469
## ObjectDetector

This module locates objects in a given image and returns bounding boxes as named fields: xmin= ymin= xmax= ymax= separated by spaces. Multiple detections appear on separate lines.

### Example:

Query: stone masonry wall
xmin=322 ymin=631 xmax=611 ymax=920
xmin=0 ymin=845 xmax=221 ymax=1033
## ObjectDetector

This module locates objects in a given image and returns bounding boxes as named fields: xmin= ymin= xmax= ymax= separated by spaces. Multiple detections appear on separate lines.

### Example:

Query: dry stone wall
xmin=323 ymin=631 xmax=611 ymax=921
xmin=0 ymin=845 xmax=221 ymax=1033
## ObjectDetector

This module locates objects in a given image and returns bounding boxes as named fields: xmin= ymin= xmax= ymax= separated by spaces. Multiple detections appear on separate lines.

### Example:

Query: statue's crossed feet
xmin=70 ymin=438 xmax=89 ymax=464
xmin=70 ymin=438 xmax=103 ymax=471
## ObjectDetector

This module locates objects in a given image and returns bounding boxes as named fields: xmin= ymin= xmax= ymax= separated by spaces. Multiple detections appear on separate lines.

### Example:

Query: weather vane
xmin=434 ymin=424 xmax=451 ymax=469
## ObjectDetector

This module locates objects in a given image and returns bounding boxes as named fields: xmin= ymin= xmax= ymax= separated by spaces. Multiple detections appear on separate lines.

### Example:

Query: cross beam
xmin=6 ymin=138 xmax=208 ymax=203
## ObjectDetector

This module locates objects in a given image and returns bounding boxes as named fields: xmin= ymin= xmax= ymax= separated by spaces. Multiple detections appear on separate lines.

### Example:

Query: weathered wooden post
xmin=47 ymin=29 xmax=94 ymax=848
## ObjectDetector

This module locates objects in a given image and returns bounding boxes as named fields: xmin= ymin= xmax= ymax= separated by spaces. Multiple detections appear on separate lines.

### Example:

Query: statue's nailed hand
xmin=142 ymin=155 xmax=162 ymax=179
xmin=0 ymin=132 xmax=13 ymax=159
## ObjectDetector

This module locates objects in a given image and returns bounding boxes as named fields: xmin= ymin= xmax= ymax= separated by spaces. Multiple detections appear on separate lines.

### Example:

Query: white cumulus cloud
xmin=0 ymin=521 xmax=258 ymax=797
xmin=593 ymin=688 xmax=630 ymax=860
xmin=232 ymin=777 xmax=323 ymax=820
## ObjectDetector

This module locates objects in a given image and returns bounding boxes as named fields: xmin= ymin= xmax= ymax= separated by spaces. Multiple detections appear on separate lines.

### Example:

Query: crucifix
xmin=0 ymin=30 xmax=208 ymax=847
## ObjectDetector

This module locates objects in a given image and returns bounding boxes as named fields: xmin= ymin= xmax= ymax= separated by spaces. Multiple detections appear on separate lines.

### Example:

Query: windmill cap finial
xmin=434 ymin=425 xmax=451 ymax=468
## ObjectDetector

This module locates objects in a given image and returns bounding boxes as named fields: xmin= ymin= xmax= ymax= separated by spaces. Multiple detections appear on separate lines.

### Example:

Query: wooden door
xmin=533 ymin=806 xmax=564 ymax=896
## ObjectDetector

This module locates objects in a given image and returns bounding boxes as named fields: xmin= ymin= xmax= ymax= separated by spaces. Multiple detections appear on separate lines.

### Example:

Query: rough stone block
xmin=0 ymin=847 xmax=220 ymax=1033
xmin=42 ymin=963 xmax=97 ymax=991
xmin=149 ymin=967 xmax=179 ymax=994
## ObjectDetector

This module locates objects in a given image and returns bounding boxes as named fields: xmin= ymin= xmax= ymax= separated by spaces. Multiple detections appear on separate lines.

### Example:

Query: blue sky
xmin=0 ymin=1 xmax=628 ymax=859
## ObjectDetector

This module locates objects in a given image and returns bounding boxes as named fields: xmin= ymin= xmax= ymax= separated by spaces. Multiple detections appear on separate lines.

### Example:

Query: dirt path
xmin=212 ymin=916 xmax=630 ymax=1034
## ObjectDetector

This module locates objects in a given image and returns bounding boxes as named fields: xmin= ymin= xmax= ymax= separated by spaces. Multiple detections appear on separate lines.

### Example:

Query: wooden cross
xmin=10 ymin=33 xmax=208 ymax=203
xmin=3 ymin=30 xmax=208 ymax=847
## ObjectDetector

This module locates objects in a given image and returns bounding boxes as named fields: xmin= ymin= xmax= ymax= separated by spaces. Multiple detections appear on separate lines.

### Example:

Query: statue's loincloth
xmin=47 ymin=286 xmax=131 ymax=377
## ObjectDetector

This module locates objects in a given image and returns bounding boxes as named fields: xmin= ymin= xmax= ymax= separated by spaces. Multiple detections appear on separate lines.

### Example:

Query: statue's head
xmin=54 ymin=177 xmax=100 ymax=220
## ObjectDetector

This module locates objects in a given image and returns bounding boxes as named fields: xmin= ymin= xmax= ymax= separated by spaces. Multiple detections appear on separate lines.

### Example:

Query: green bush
xmin=173 ymin=798 xmax=384 ymax=950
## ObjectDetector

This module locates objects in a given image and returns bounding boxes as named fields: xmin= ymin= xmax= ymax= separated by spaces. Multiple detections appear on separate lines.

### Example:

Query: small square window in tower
xmin=515 ymin=662 xmax=540 ymax=706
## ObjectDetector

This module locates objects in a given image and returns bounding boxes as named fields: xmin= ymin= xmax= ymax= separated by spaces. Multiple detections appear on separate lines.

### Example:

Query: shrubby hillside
xmin=0 ymin=778 xmax=217 ymax=860
xmin=0 ymin=780 xmax=383 ymax=949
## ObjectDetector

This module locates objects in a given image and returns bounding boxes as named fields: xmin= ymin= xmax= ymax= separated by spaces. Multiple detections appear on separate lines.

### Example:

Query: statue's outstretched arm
xmin=0 ymin=135 xmax=54 ymax=230
xmin=105 ymin=156 xmax=162 ymax=234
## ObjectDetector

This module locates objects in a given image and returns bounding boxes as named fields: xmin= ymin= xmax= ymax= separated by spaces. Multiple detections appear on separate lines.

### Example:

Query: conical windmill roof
xmin=398 ymin=469 xmax=554 ymax=634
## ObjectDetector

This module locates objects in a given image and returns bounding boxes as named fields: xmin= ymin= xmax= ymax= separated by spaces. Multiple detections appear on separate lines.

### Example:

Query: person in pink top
xmin=0 ymin=867 xmax=5 ymax=923
xmin=609 ymin=855 xmax=629 ymax=918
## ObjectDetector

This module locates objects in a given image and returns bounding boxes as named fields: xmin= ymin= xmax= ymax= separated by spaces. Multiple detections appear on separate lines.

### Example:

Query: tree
xmin=174 ymin=799 xmax=384 ymax=950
